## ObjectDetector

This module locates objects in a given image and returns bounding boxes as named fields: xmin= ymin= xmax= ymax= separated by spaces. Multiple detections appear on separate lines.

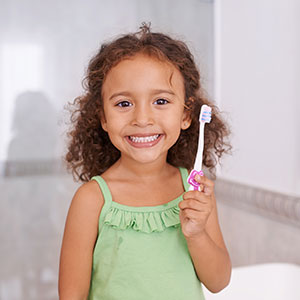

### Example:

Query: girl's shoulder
xmin=68 ymin=180 xmax=105 ymax=227
xmin=74 ymin=179 xmax=104 ymax=203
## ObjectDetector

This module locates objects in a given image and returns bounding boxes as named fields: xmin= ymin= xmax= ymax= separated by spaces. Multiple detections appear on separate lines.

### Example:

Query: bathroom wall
xmin=214 ymin=0 xmax=300 ymax=267
xmin=214 ymin=0 xmax=300 ymax=196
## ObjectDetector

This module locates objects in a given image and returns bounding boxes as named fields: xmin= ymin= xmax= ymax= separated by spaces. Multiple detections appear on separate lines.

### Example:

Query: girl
xmin=59 ymin=24 xmax=231 ymax=300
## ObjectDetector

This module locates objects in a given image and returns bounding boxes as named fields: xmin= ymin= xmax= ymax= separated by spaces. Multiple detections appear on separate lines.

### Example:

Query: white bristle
xmin=199 ymin=105 xmax=212 ymax=123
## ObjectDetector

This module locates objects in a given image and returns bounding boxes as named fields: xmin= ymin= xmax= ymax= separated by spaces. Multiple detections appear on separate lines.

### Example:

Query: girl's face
xmin=101 ymin=54 xmax=191 ymax=165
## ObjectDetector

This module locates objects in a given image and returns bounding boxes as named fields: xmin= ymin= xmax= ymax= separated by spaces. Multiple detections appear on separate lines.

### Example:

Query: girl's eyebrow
xmin=108 ymin=91 xmax=131 ymax=100
xmin=150 ymin=89 xmax=175 ymax=96
xmin=108 ymin=89 xmax=175 ymax=100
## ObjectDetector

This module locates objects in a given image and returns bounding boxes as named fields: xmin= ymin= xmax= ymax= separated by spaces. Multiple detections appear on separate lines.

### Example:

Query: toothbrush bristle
xmin=200 ymin=105 xmax=212 ymax=123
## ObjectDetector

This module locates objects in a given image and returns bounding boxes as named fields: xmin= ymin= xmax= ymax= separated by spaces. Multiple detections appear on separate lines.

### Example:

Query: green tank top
xmin=88 ymin=167 xmax=205 ymax=300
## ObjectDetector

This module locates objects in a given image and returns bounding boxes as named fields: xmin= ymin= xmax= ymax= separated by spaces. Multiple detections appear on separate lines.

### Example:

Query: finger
xmin=183 ymin=191 xmax=210 ymax=204
xmin=199 ymin=183 xmax=205 ymax=193
xmin=179 ymin=199 xmax=208 ymax=211
xmin=194 ymin=174 xmax=214 ymax=187
xmin=194 ymin=175 xmax=214 ymax=195
xmin=202 ymin=185 xmax=214 ymax=196
xmin=180 ymin=199 xmax=213 ymax=214
xmin=181 ymin=208 xmax=207 ymax=220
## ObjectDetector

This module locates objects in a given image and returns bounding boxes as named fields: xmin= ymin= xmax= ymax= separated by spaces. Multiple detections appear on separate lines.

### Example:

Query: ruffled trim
xmin=103 ymin=205 xmax=181 ymax=233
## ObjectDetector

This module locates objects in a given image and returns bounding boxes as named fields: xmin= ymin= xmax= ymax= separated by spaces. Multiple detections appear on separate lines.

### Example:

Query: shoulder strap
xmin=179 ymin=167 xmax=190 ymax=192
xmin=91 ymin=175 xmax=113 ymax=231
xmin=91 ymin=175 xmax=113 ymax=203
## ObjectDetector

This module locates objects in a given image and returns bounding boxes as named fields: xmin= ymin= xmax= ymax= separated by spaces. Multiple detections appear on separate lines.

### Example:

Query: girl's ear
xmin=181 ymin=97 xmax=193 ymax=130
xmin=181 ymin=111 xmax=192 ymax=130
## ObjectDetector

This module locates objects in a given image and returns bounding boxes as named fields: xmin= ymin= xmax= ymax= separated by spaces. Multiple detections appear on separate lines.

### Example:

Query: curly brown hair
xmin=65 ymin=23 xmax=231 ymax=182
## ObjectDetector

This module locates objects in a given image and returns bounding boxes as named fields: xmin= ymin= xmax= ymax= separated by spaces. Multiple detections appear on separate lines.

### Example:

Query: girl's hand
xmin=178 ymin=174 xmax=214 ymax=239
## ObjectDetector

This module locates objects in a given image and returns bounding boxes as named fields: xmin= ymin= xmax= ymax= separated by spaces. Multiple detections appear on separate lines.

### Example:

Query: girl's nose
xmin=131 ymin=104 xmax=154 ymax=127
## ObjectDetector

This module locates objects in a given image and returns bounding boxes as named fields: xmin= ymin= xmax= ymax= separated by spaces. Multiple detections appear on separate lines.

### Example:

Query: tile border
xmin=215 ymin=178 xmax=300 ymax=228
xmin=0 ymin=159 xmax=66 ymax=177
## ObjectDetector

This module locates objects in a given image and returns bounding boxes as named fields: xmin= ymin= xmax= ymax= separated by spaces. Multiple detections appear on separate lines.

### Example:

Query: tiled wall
xmin=0 ymin=173 xmax=79 ymax=300
xmin=216 ymin=179 xmax=300 ymax=267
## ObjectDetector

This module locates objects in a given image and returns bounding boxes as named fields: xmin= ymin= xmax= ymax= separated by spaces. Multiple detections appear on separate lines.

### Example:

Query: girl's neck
xmin=109 ymin=155 xmax=173 ymax=182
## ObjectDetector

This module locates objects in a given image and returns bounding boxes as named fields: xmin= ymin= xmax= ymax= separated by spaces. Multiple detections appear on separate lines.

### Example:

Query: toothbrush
xmin=187 ymin=104 xmax=212 ymax=191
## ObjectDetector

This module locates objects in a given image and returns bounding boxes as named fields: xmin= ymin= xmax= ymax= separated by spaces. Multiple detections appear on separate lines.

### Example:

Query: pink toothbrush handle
xmin=187 ymin=169 xmax=204 ymax=191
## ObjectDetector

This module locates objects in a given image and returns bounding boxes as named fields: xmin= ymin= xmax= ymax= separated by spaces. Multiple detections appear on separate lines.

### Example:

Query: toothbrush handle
xmin=188 ymin=123 xmax=205 ymax=191
xmin=193 ymin=122 xmax=205 ymax=171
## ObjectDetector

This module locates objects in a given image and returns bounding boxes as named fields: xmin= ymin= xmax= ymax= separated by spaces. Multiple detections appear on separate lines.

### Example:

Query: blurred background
xmin=0 ymin=0 xmax=299 ymax=299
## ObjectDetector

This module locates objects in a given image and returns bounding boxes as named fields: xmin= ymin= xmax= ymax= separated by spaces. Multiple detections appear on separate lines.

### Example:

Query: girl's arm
xmin=58 ymin=181 xmax=104 ymax=300
xmin=179 ymin=175 xmax=232 ymax=293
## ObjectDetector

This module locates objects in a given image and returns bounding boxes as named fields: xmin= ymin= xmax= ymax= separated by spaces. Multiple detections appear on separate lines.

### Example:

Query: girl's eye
xmin=116 ymin=100 xmax=132 ymax=107
xmin=154 ymin=98 xmax=169 ymax=105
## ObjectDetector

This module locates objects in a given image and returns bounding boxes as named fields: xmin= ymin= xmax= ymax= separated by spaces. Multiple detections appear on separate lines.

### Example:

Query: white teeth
xmin=129 ymin=134 xmax=160 ymax=143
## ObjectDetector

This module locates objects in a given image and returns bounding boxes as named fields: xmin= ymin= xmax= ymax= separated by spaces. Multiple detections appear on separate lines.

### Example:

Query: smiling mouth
xmin=128 ymin=134 xmax=160 ymax=143
xmin=126 ymin=134 xmax=163 ymax=147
